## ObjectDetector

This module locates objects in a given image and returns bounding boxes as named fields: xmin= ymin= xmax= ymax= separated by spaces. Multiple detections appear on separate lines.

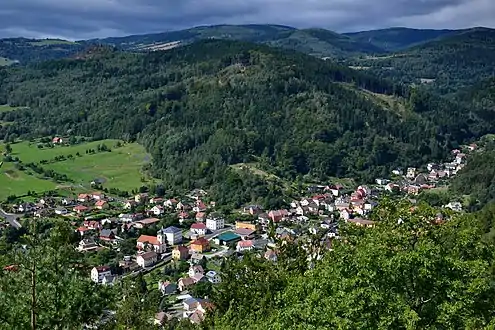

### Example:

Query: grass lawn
xmin=7 ymin=139 xmax=155 ymax=192
xmin=0 ymin=162 xmax=57 ymax=199
xmin=0 ymin=105 xmax=23 ymax=113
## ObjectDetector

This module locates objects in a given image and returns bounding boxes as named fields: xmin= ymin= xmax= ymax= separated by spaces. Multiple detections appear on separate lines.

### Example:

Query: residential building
xmin=100 ymin=229 xmax=117 ymax=241
xmin=190 ymin=237 xmax=210 ymax=253
xmin=190 ymin=223 xmax=207 ymax=236
xmin=92 ymin=192 xmax=105 ymax=201
xmin=206 ymin=217 xmax=224 ymax=231
xmin=102 ymin=274 xmax=117 ymax=286
xmin=234 ymin=228 xmax=255 ymax=240
xmin=188 ymin=265 xmax=204 ymax=278
xmin=158 ymin=281 xmax=177 ymax=295
xmin=91 ymin=266 xmax=112 ymax=284
xmin=77 ymin=239 xmax=99 ymax=252
xmin=205 ymin=270 xmax=221 ymax=284
xmin=406 ymin=167 xmax=417 ymax=179
xmin=150 ymin=205 xmax=165 ymax=216
xmin=133 ymin=217 xmax=160 ymax=229
xmin=172 ymin=245 xmax=189 ymax=261
xmin=235 ymin=221 xmax=257 ymax=231
xmin=55 ymin=207 xmax=68 ymax=215
xmin=74 ymin=205 xmax=89 ymax=214
xmin=178 ymin=277 xmax=195 ymax=292
xmin=236 ymin=240 xmax=254 ymax=252
xmin=137 ymin=235 xmax=166 ymax=253
xmin=346 ymin=218 xmax=375 ymax=227
xmin=158 ymin=226 xmax=183 ymax=245
xmin=136 ymin=251 xmax=158 ymax=268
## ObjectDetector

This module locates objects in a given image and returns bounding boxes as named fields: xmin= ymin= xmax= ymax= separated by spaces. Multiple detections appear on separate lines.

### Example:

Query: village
xmin=0 ymin=142 xmax=479 ymax=325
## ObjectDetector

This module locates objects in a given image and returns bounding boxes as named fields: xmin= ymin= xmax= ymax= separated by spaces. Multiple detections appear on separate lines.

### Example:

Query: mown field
xmin=0 ymin=139 xmax=155 ymax=199
xmin=0 ymin=57 xmax=13 ymax=66
xmin=0 ymin=162 xmax=57 ymax=199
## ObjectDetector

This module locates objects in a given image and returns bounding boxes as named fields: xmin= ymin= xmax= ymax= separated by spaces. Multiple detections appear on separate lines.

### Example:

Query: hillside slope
xmin=95 ymin=24 xmax=385 ymax=58
xmin=344 ymin=27 xmax=458 ymax=51
xmin=349 ymin=28 xmax=495 ymax=93
xmin=0 ymin=40 xmax=490 ymax=193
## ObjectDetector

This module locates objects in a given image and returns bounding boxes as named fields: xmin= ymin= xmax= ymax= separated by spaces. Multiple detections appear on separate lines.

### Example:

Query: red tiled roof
xmin=191 ymin=223 xmax=207 ymax=230
xmin=237 ymin=240 xmax=254 ymax=248
xmin=95 ymin=265 xmax=110 ymax=272
xmin=95 ymin=200 xmax=107 ymax=206
xmin=74 ymin=205 xmax=89 ymax=211
xmin=137 ymin=218 xmax=160 ymax=225
xmin=137 ymin=235 xmax=160 ymax=246
xmin=191 ymin=237 xmax=209 ymax=247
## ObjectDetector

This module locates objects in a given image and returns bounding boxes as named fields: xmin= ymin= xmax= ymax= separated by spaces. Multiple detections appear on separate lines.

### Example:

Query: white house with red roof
xmin=193 ymin=200 xmax=207 ymax=213
xmin=137 ymin=234 xmax=167 ymax=253
xmin=236 ymin=240 xmax=254 ymax=252
xmin=190 ymin=223 xmax=207 ymax=236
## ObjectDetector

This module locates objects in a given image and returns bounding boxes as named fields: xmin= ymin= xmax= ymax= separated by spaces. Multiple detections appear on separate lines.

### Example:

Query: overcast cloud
xmin=0 ymin=0 xmax=493 ymax=40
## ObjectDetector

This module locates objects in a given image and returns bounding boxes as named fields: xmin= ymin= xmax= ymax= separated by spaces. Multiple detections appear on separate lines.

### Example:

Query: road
xmin=0 ymin=208 xmax=22 ymax=228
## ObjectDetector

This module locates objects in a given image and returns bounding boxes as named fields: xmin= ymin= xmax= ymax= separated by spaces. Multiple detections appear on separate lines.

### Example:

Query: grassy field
xmin=0 ymin=57 xmax=14 ymax=66
xmin=29 ymin=39 xmax=77 ymax=46
xmin=0 ymin=105 xmax=23 ymax=113
xmin=0 ymin=162 xmax=57 ymax=199
xmin=6 ymin=139 xmax=155 ymax=193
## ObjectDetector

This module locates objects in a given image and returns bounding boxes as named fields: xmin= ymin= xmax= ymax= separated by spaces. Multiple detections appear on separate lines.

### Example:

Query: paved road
xmin=0 ymin=208 xmax=22 ymax=228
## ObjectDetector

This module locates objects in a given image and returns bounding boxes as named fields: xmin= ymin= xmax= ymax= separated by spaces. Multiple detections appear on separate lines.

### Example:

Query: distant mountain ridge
xmin=0 ymin=24 xmax=493 ymax=66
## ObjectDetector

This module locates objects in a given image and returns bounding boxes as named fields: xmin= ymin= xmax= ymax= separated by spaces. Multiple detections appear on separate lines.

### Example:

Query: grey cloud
xmin=0 ymin=0 xmax=493 ymax=39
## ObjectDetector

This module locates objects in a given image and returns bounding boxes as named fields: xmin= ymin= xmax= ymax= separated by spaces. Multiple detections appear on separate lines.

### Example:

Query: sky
xmin=0 ymin=0 xmax=494 ymax=40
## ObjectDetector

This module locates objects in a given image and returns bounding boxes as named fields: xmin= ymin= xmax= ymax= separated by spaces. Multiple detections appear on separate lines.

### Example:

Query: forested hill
xmin=349 ymin=27 xmax=495 ymax=93
xmin=0 ymin=40 xmax=490 ymax=202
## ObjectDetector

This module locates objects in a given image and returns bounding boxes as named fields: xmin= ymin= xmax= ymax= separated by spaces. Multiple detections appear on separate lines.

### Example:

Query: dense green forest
xmin=0 ymin=40 xmax=490 ymax=206
xmin=349 ymin=28 xmax=495 ymax=93
xmin=204 ymin=200 xmax=495 ymax=329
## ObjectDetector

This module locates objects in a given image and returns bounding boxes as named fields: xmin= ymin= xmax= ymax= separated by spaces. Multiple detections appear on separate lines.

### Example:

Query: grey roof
xmin=161 ymin=226 xmax=181 ymax=234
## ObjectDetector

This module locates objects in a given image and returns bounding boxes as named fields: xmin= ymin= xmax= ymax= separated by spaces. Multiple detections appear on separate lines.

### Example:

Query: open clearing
xmin=0 ymin=162 xmax=57 ymax=199
xmin=29 ymin=39 xmax=77 ymax=46
xmin=0 ymin=105 xmax=24 ymax=113
xmin=5 ymin=139 xmax=155 ymax=194
xmin=0 ymin=57 xmax=14 ymax=66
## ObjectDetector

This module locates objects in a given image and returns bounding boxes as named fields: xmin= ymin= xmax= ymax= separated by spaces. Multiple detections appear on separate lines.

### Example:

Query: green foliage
xmin=209 ymin=200 xmax=495 ymax=329
xmin=0 ymin=220 xmax=114 ymax=329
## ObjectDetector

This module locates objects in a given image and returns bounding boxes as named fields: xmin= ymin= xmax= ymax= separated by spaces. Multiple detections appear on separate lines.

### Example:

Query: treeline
xmin=0 ymin=40 xmax=492 ymax=207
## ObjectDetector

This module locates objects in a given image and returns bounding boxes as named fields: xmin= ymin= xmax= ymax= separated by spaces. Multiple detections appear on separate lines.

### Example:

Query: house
xmin=188 ymin=265 xmax=204 ymax=278
xmin=154 ymin=312 xmax=172 ymax=326
xmin=91 ymin=266 xmax=112 ymax=283
xmin=77 ymin=238 xmax=99 ymax=252
xmin=52 ymin=137 xmax=63 ymax=144
xmin=149 ymin=197 xmax=164 ymax=205
xmin=92 ymin=192 xmax=105 ymax=201
xmin=242 ymin=205 xmax=263 ymax=215
xmin=375 ymin=178 xmax=390 ymax=185
xmin=205 ymin=270 xmax=221 ymax=284
xmin=172 ymin=245 xmax=189 ymax=261
xmin=214 ymin=232 xmax=241 ymax=246
xmin=95 ymin=200 xmax=109 ymax=210
xmin=195 ymin=212 xmax=206 ymax=222
xmin=392 ymin=168 xmax=403 ymax=176
xmin=268 ymin=209 xmax=289 ymax=222
xmin=74 ymin=205 xmax=89 ymax=214
xmin=265 ymin=249 xmax=278 ymax=262
xmin=190 ymin=237 xmax=210 ymax=253
xmin=61 ymin=198 xmax=74 ymax=206
xmin=83 ymin=220 xmax=102 ymax=230
xmin=119 ymin=213 xmax=143 ymax=223
xmin=76 ymin=226 xmax=92 ymax=236
xmin=234 ymin=228 xmax=255 ymax=240
xmin=178 ymin=277 xmax=196 ymax=291
xmin=206 ymin=217 xmax=224 ymax=231
xmin=236 ymin=240 xmax=254 ymax=252
xmin=445 ymin=202 xmax=463 ymax=212
xmin=178 ymin=212 xmax=190 ymax=221
xmin=235 ymin=221 xmax=257 ymax=231
xmin=102 ymin=274 xmax=117 ymax=286
xmin=137 ymin=235 xmax=166 ymax=253
xmin=99 ymin=229 xmax=117 ymax=241
xmin=193 ymin=200 xmax=207 ymax=213
xmin=123 ymin=200 xmax=137 ymax=210
xmin=385 ymin=183 xmax=400 ymax=192
xmin=150 ymin=205 xmax=165 ymax=216
xmin=158 ymin=281 xmax=177 ymax=295
xmin=136 ymin=251 xmax=158 ymax=268
xmin=406 ymin=167 xmax=417 ymax=179
xmin=164 ymin=198 xmax=178 ymax=208
xmin=158 ymin=226 xmax=183 ymax=245
xmin=334 ymin=199 xmax=350 ymax=211
xmin=78 ymin=194 xmax=89 ymax=202
xmin=190 ymin=223 xmax=207 ymax=236
xmin=455 ymin=153 xmax=466 ymax=164
xmin=414 ymin=174 xmax=428 ymax=185
xmin=134 ymin=193 xmax=149 ymax=204
xmin=55 ymin=207 xmax=68 ymax=215
xmin=339 ymin=209 xmax=351 ymax=220
xmin=468 ymin=143 xmax=478 ymax=151
xmin=133 ymin=217 xmax=160 ymax=229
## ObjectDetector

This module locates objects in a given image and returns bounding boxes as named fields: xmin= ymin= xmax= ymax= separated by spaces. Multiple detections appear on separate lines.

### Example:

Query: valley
xmin=1 ymin=23 xmax=495 ymax=330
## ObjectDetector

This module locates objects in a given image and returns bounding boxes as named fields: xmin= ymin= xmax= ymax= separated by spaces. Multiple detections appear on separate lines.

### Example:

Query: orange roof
xmin=191 ymin=237 xmax=209 ymax=247
xmin=95 ymin=200 xmax=107 ymax=206
xmin=137 ymin=235 xmax=160 ymax=246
